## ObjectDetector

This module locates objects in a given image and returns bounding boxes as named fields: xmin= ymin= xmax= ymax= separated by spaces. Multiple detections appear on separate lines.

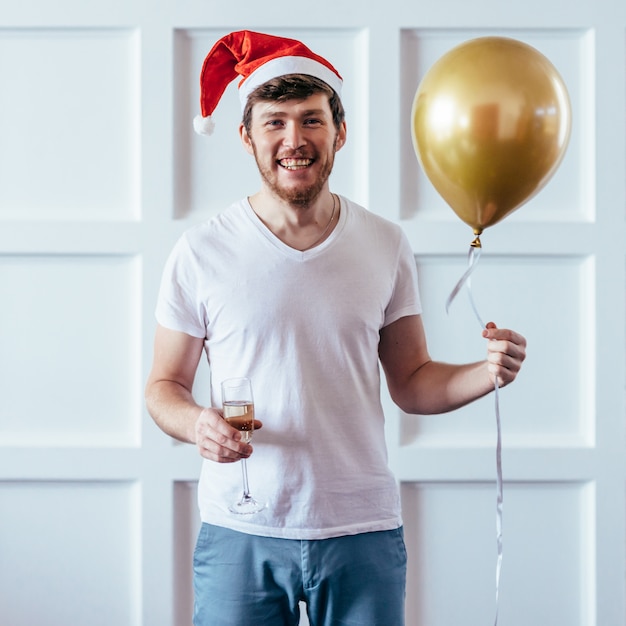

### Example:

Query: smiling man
xmin=145 ymin=30 xmax=527 ymax=626
xmin=242 ymin=84 xmax=344 ymax=200
xmin=240 ymin=84 xmax=346 ymax=248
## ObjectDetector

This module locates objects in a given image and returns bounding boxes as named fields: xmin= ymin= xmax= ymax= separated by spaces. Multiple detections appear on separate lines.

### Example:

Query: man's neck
xmin=248 ymin=188 xmax=339 ymax=251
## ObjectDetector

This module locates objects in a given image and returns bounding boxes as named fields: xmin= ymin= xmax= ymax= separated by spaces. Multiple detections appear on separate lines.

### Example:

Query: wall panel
xmin=0 ymin=2 xmax=623 ymax=625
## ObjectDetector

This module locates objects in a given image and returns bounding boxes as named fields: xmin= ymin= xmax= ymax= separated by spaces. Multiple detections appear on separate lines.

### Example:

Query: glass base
xmin=229 ymin=495 xmax=267 ymax=515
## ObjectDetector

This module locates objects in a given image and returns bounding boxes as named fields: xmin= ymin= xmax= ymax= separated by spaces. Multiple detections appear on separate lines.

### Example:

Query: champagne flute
xmin=221 ymin=377 xmax=266 ymax=514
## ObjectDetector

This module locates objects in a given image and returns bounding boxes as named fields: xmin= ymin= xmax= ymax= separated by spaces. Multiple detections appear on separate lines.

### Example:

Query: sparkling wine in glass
xmin=221 ymin=377 xmax=266 ymax=514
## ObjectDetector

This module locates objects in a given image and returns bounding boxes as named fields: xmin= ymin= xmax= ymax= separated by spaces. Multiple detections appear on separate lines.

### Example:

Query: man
xmin=145 ymin=30 xmax=527 ymax=626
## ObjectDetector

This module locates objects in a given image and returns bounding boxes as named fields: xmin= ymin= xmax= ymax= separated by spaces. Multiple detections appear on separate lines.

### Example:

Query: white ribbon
xmin=446 ymin=242 xmax=503 ymax=626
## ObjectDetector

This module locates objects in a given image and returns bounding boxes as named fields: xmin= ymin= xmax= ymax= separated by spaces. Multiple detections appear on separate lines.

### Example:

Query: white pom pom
xmin=193 ymin=115 xmax=215 ymax=136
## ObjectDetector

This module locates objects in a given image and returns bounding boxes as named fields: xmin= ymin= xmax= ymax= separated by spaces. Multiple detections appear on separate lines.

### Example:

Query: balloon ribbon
xmin=446 ymin=239 xmax=503 ymax=626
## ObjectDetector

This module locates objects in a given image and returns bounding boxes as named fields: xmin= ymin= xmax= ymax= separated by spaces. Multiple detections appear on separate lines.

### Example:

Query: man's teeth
xmin=280 ymin=158 xmax=313 ymax=170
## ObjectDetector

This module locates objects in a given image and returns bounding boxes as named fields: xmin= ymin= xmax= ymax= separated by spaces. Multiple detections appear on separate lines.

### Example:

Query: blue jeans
xmin=193 ymin=523 xmax=407 ymax=626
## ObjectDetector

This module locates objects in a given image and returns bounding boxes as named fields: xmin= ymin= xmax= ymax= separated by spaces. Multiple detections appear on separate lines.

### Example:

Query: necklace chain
xmin=302 ymin=194 xmax=337 ymax=251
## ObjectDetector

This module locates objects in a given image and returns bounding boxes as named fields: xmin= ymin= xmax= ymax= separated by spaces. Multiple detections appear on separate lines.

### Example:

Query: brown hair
xmin=242 ymin=74 xmax=345 ymax=133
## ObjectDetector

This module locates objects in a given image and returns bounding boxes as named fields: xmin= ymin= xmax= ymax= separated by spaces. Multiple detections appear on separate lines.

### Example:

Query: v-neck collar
xmin=242 ymin=196 xmax=346 ymax=260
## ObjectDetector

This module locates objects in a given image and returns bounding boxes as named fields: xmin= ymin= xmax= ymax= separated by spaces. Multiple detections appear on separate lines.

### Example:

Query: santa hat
xmin=193 ymin=30 xmax=343 ymax=136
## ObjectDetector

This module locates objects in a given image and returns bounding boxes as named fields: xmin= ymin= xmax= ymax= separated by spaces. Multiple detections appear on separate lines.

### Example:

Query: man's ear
xmin=239 ymin=123 xmax=255 ymax=155
xmin=335 ymin=121 xmax=347 ymax=152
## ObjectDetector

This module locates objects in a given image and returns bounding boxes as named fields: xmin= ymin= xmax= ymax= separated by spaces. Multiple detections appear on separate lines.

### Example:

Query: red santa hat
xmin=193 ymin=30 xmax=343 ymax=136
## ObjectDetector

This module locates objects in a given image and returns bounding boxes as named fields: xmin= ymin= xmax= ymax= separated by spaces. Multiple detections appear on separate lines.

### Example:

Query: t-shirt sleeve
xmin=383 ymin=229 xmax=422 ymax=327
xmin=155 ymin=234 xmax=207 ymax=338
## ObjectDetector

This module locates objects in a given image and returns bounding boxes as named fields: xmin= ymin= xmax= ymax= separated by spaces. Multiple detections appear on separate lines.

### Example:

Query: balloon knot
xmin=471 ymin=235 xmax=482 ymax=248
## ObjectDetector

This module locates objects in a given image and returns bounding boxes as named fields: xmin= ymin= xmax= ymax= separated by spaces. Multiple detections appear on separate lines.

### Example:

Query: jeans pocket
xmin=193 ymin=522 xmax=211 ymax=567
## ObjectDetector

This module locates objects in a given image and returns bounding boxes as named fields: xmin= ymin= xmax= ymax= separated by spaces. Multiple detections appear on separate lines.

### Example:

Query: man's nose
xmin=283 ymin=122 xmax=305 ymax=149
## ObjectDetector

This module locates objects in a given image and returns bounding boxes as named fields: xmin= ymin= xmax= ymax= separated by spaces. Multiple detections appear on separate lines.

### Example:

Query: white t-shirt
xmin=156 ymin=196 xmax=422 ymax=539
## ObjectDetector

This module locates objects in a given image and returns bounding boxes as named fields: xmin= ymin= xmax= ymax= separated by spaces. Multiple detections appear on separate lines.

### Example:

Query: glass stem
xmin=241 ymin=458 xmax=251 ymax=499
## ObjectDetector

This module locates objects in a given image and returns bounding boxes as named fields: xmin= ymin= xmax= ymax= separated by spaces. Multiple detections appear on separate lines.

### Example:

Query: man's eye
xmin=265 ymin=120 xmax=284 ymax=127
xmin=304 ymin=119 xmax=322 ymax=126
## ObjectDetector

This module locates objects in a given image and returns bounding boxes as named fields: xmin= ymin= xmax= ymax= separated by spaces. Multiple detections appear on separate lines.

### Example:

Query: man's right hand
xmin=194 ymin=407 xmax=263 ymax=462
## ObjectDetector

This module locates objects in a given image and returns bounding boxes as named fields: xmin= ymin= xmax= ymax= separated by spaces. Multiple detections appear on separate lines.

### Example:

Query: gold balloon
xmin=411 ymin=37 xmax=572 ymax=236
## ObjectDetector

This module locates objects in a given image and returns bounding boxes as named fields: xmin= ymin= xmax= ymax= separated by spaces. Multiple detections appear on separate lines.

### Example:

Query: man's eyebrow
xmin=257 ymin=108 xmax=328 ymax=119
xmin=299 ymin=108 xmax=327 ymax=116
xmin=257 ymin=109 xmax=287 ymax=119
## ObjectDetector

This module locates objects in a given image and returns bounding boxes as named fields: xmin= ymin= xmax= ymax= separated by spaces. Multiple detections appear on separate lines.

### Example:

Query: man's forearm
xmin=389 ymin=359 xmax=494 ymax=415
xmin=145 ymin=380 xmax=203 ymax=444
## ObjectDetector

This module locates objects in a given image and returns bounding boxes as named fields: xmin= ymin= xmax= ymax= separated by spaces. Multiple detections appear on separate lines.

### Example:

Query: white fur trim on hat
xmin=238 ymin=56 xmax=344 ymax=111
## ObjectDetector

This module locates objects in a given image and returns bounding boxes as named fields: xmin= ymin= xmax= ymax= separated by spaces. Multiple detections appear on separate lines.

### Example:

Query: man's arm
xmin=378 ymin=314 xmax=526 ymax=415
xmin=145 ymin=324 xmax=256 ymax=462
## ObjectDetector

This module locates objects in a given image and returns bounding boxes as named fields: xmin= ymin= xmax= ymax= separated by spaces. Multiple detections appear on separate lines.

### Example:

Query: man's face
xmin=240 ymin=93 xmax=346 ymax=206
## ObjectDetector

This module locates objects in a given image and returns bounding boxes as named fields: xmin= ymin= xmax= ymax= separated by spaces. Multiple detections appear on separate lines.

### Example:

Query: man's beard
xmin=250 ymin=136 xmax=338 ymax=206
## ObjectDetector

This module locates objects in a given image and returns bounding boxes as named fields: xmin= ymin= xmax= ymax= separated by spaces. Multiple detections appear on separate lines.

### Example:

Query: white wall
xmin=0 ymin=1 xmax=624 ymax=625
